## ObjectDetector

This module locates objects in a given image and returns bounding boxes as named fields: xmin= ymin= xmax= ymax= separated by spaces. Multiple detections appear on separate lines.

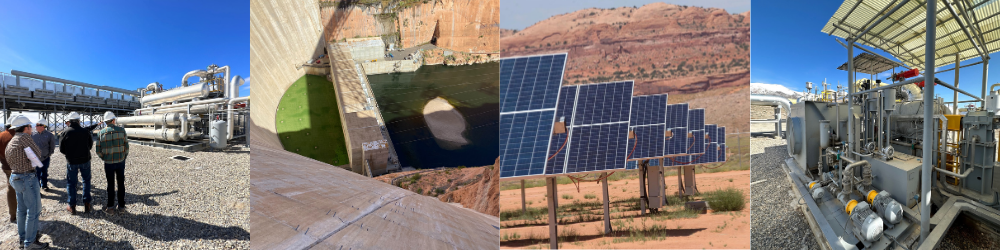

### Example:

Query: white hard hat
xmin=103 ymin=111 xmax=116 ymax=122
xmin=68 ymin=112 xmax=82 ymax=121
xmin=9 ymin=115 xmax=31 ymax=128
xmin=36 ymin=119 xmax=47 ymax=126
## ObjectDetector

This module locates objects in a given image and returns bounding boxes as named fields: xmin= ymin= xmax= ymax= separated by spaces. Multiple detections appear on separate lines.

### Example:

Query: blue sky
xmin=500 ymin=0 xmax=750 ymax=30
xmin=0 ymin=1 xmax=249 ymax=97
xmin=753 ymin=1 xmax=994 ymax=107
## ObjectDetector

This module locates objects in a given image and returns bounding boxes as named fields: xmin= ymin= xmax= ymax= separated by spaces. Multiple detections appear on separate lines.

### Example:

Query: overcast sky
xmin=500 ymin=0 xmax=750 ymax=30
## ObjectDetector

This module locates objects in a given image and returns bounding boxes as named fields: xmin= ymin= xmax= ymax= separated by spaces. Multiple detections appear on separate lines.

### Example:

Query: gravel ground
xmin=751 ymin=136 xmax=821 ymax=250
xmin=0 ymin=142 xmax=249 ymax=249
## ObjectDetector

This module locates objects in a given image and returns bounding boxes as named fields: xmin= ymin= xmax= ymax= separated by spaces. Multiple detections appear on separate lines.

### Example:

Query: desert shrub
xmin=704 ymin=187 xmax=745 ymax=212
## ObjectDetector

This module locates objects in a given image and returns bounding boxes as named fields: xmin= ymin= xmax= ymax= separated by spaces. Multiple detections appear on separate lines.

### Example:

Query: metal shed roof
xmin=822 ymin=0 xmax=1000 ymax=70
xmin=837 ymin=52 xmax=905 ymax=74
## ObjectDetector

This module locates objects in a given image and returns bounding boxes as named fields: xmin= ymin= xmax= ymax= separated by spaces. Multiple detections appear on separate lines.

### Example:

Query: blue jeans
xmin=66 ymin=162 xmax=92 ymax=205
xmin=10 ymin=173 xmax=41 ymax=247
xmin=34 ymin=158 xmax=50 ymax=188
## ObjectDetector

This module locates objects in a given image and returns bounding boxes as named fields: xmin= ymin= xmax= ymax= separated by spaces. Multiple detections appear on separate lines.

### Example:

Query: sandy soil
xmin=500 ymin=170 xmax=751 ymax=249
xmin=423 ymin=97 xmax=469 ymax=148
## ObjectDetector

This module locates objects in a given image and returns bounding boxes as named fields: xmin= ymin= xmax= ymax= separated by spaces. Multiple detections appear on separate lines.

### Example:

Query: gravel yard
xmin=751 ymin=135 xmax=821 ymax=250
xmin=0 ymin=142 xmax=249 ymax=249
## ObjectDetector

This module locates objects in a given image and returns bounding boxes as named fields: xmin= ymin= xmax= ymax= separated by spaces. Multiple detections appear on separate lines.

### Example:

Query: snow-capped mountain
xmin=750 ymin=83 xmax=807 ymax=99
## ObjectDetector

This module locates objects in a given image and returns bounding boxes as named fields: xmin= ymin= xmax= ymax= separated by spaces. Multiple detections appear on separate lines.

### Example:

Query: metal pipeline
xmin=140 ymin=83 xmax=211 ymax=106
xmin=116 ymin=113 xmax=197 ymax=126
xmin=750 ymin=94 xmax=792 ymax=113
xmin=136 ymin=98 xmax=229 ymax=114
xmin=227 ymin=96 xmax=249 ymax=140
xmin=181 ymin=69 xmax=209 ymax=87
xmin=125 ymin=127 xmax=201 ymax=142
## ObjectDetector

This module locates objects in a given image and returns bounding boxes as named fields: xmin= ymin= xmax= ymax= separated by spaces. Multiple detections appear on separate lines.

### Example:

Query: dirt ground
xmin=499 ymin=170 xmax=750 ymax=249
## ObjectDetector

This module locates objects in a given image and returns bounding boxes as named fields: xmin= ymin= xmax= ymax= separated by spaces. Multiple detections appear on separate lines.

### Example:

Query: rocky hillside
xmin=322 ymin=0 xmax=499 ymax=54
xmin=501 ymin=3 xmax=750 ymax=131
xmin=439 ymin=159 xmax=499 ymax=216
xmin=500 ymin=3 xmax=749 ymax=95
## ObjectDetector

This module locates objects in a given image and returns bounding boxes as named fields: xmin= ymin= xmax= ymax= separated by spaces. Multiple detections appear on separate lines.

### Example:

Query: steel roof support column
xmin=920 ymin=0 xmax=937 ymax=244
xmin=954 ymin=54 xmax=960 ymax=113
xmin=848 ymin=39 xmax=856 ymax=156
xmin=983 ymin=58 xmax=990 ymax=107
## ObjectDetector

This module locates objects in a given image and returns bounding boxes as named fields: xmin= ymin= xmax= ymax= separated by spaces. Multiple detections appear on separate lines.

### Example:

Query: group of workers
xmin=2 ymin=111 xmax=130 ymax=249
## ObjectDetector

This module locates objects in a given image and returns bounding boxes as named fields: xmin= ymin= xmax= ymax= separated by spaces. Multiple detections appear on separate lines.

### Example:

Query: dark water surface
xmin=368 ymin=63 xmax=499 ymax=169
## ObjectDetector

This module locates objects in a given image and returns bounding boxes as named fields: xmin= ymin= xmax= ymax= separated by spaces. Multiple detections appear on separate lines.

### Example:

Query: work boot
xmin=67 ymin=205 xmax=76 ymax=215
xmin=84 ymin=203 xmax=92 ymax=213
xmin=25 ymin=241 xmax=48 ymax=249
xmin=103 ymin=207 xmax=116 ymax=215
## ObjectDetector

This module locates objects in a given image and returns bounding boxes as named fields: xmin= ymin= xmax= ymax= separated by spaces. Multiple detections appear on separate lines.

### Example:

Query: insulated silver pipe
xmin=135 ymin=98 xmax=229 ymax=114
xmin=181 ymin=70 xmax=208 ymax=87
xmin=227 ymin=96 xmax=249 ymax=140
xmin=117 ymin=113 xmax=197 ymax=126
xmin=920 ymin=0 xmax=936 ymax=243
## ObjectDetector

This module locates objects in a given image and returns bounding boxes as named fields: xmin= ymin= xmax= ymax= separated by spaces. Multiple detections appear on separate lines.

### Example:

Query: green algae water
xmin=368 ymin=63 xmax=499 ymax=169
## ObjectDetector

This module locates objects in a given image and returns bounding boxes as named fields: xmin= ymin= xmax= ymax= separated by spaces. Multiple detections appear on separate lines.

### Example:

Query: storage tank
xmin=210 ymin=120 xmax=228 ymax=149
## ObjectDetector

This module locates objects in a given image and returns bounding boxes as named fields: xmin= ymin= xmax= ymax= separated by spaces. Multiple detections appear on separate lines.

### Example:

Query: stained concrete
xmin=249 ymin=118 xmax=499 ymax=250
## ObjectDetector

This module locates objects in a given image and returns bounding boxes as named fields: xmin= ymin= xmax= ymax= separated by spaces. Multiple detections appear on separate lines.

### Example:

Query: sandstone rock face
xmin=500 ymin=3 xmax=750 ymax=95
xmin=440 ymin=158 xmax=500 ymax=216
xmin=322 ymin=0 xmax=499 ymax=54
xmin=500 ymin=3 xmax=750 ymax=131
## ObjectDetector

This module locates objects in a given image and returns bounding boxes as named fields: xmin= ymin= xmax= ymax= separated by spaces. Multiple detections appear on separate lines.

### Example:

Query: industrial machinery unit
xmin=775 ymin=1 xmax=1000 ymax=249
xmin=119 ymin=64 xmax=249 ymax=150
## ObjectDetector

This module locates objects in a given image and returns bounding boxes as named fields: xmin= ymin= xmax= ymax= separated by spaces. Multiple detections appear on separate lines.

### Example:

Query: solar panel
xmin=705 ymin=124 xmax=718 ymax=143
xmin=697 ymin=143 xmax=719 ymax=164
xmin=546 ymin=86 xmax=578 ymax=175
xmin=688 ymin=130 xmax=705 ymax=154
xmin=566 ymin=122 xmax=629 ymax=173
xmin=556 ymin=81 xmax=634 ymax=174
xmin=499 ymin=54 xmax=566 ymax=113
xmin=665 ymin=127 xmax=688 ymax=155
xmin=572 ymin=81 xmax=633 ymax=125
xmin=718 ymin=127 xmax=726 ymax=144
xmin=629 ymin=94 xmax=668 ymax=126
xmin=499 ymin=111 xmax=555 ymax=178
xmin=627 ymin=125 xmax=666 ymax=159
xmin=667 ymin=104 xmax=689 ymax=129
xmin=718 ymin=144 xmax=726 ymax=162
xmin=688 ymin=109 xmax=705 ymax=132
xmin=498 ymin=53 xmax=568 ymax=178
xmin=626 ymin=94 xmax=668 ymax=161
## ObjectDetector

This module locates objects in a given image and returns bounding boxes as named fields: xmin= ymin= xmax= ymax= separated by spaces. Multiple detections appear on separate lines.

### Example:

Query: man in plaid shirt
xmin=96 ymin=111 xmax=129 ymax=214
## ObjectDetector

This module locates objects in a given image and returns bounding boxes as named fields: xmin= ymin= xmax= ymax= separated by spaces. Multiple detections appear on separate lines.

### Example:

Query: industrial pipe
xmin=227 ymin=96 xmax=249 ymax=140
xmin=116 ymin=113 xmax=197 ymax=126
xmin=140 ymin=83 xmax=211 ymax=106
xmin=750 ymin=94 xmax=792 ymax=112
xmin=181 ymin=69 xmax=208 ymax=87
xmin=933 ymin=167 xmax=974 ymax=178
xmin=920 ymin=0 xmax=936 ymax=243
xmin=125 ymin=127 xmax=201 ymax=142
xmin=135 ymin=97 xmax=229 ymax=114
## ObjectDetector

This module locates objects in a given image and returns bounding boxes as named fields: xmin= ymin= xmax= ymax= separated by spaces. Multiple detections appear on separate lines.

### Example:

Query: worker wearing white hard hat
xmin=59 ymin=112 xmax=102 ymax=215
xmin=5 ymin=114 xmax=48 ymax=249
xmin=30 ymin=118 xmax=57 ymax=191
xmin=96 ymin=111 xmax=129 ymax=214
xmin=1 ymin=115 xmax=18 ymax=223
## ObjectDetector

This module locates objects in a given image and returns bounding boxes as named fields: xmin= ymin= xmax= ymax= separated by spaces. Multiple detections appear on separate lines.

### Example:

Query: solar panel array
xmin=499 ymin=54 xmax=567 ymax=178
xmin=499 ymin=53 xmax=726 ymax=179
xmin=554 ymin=81 xmax=634 ymax=174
